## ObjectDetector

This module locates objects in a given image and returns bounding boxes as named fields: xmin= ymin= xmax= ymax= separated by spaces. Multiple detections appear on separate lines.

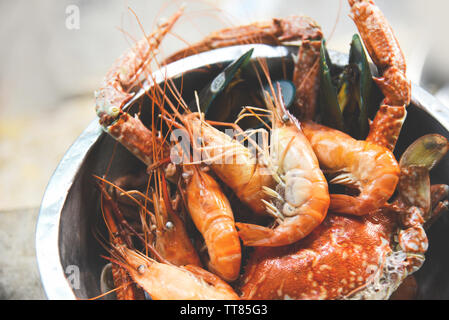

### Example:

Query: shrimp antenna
xmin=327 ymin=0 xmax=343 ymax=43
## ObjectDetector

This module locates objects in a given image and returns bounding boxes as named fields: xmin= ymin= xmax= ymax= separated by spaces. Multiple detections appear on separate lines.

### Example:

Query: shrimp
xmin=166 ymin=103 xmax=242 ymax=280
xmin=301 ymin=121 xmax=400 ymax=215
xmin=111 ymin=246 xmax=239 ymax=300
xmin=235 ymin=90 xmax=330 ymax=247
xmin=96 ymin=172 xmax=201 ymax=268
xmin=289 ymin=0 xmax=404 ymax=216
xmin=181 ymin=112 xmax=276 ymax=216
xmin=182 ymin=165 xmax=241 ymax=281
xmin=99 ymin=185 xmax=145 ymax=300
xmin=150 ymin=169 xmax=202 ymax=267
xmin=96 ymin=9 xmax=183 ymax=122
xmin=95 ymin=9 xmax=183 ymax=170
xmin=99 ymin=178 xmax=238 ymax=300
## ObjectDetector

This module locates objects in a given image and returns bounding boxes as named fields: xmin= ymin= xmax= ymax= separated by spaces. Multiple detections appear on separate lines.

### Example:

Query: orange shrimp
xmin=99 ymin=185 xmax=145 ymax=300
xmin=150 ymin=169 xmax=202 ymax=267
xmin=111 ymin=246 xmax=239 ymax=300
xmin=235 ymin=91 xmax=330 ymax=247
xmin=182 ymin=165 xmax=241 ymax=281
xmin=181 ymin=112 xmax=276 ymax=216
xmin=95 ymin=9 xmax=183 ymax=123
xmin=95 ymin=9 xmax=183 ymax=170
xmin=302 ymin=121 xmax=400 ymax=215
xmin=96 ymin=172 xmax=201 ymax=268
xmin=100 ymin=179 xmax=238 ymax=300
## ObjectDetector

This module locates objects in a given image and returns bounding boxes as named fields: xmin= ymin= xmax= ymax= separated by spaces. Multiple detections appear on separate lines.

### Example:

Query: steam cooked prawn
xmin=152 ymin=86 xmax=243 ymax=280
xmin=100 ymin=188 xmax=238 ymax=300
xmin=235 ymin=92 xmax=330 ymax=247
xmin=240 ymin=135 xmax=449 ymax=300
xmin=302 ymin=121 xmax=400 ymax=215
xmin=96 ymin=170 xmax=201 ymax=268
xmin=149 ymin=170 xmax=202 ymax=267
xmin=98 ymin=176 xmax=234 ymax=300
xmin=112 ymin=246 xmax=239 ymax=300
xmin=99 ymin=184 xmax=145 ymax=300
xmin=291 ymin=0 xmax=403 ymax=216
xmin=181 ymin=112 xmax=276 ymax=216
xmin=95 ymin=10 xmax=183 ymax=169
xmin=183 ymin=165 xmax=241 ymax=281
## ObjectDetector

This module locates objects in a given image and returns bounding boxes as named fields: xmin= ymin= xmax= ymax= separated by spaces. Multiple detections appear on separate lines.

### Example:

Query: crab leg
xmin=348 ymin=0 xmax=411 ymax=151
xmin=95 ymin=9 xmax=183 ymax=168
xmin=393 ymin=135 xmax=449 ymax=274
xmin=293 ymin=40 xmax=322 ymax=120
xmin=163 ymin=16 xmax=323 ymax=120
xmin=163 ymin=16 xmax=322 ymax=64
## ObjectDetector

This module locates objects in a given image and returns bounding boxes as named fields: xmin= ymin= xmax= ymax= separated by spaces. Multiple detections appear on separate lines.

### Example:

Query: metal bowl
xmin=36 ymin=44 xmax=449 ymax=300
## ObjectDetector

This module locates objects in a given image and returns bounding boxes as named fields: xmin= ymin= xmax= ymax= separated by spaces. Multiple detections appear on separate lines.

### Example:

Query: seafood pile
xmin=93 ymin=0 xmax=449 ymax=300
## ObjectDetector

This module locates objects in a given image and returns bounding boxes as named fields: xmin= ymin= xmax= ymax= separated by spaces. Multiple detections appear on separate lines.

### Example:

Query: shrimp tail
xmin=182 ymin=264 xmax=238 ymax=293
xmin=236 ymin=220 xmax=314 ymax=247
xmin=235 ymin=223 xmax=275 ymax=246
xmin=330 ymin=172 xmax=400 ymax=215
xmin=330 ymin=195 xmax=376 ymax=216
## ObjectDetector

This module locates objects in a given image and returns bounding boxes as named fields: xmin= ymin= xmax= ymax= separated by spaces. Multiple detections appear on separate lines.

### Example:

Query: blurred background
xmin=1 ymin=0 xmax=449 ymax=299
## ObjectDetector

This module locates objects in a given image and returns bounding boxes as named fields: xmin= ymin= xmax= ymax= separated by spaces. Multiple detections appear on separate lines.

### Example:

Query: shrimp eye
xmin=282 ymin=114 xmax=289 ymax=122
xmin=137 ymin=265 xmax=146 ymax=274
xmin=165 ymin=221 xmax=174 ymax=230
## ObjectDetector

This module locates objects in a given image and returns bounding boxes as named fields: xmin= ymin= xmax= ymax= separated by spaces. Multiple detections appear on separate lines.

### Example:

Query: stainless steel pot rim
xmin=35 ymin=43 xmax=449 ymax=300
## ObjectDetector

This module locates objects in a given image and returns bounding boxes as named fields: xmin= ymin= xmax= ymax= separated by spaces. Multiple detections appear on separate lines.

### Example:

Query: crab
xmin=238 ymin=134 xmax=449 ymax=300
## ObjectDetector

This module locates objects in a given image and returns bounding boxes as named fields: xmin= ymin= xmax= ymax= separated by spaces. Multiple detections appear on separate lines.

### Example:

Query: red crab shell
xmin=239 ymin=209 xmax=398 ymax=300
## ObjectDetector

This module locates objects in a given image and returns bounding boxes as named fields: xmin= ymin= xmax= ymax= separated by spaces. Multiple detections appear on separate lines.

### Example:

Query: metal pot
xmin=35 ymin=44 xmax=449 ymax=300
